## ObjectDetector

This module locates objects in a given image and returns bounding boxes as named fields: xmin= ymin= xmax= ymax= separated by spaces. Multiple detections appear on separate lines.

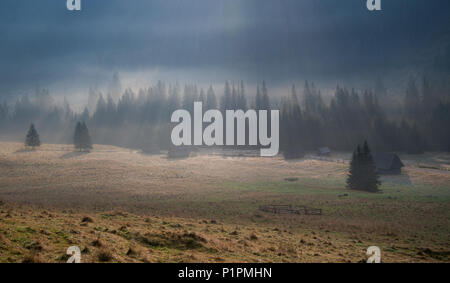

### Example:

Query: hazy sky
xmin=0 ymin=0 xmax=449 ymax=98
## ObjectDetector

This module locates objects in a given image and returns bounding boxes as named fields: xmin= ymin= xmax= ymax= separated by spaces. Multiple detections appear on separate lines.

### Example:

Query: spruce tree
xmin=74 ymin=122 xmax=83 ymax=151
xmin=206 ymin=85 xmax=217 ymax=110
xmin=347 ymin=145 xmax=361 ymax=190
xmin=80 ymin=122 xmax=93 ymax=151
xmin=25 ymin=124 xmax=41 ymax=149
xmin=74 ymin=121 xmax=93 ymax=152
xmin=347 ymin=141 xmax=380 ymax=193
xmin=360 ymin=141 xmax=380 ymax=192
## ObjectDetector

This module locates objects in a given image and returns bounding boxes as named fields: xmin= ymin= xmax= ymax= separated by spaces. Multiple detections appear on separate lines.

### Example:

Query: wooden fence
xmin=305 ymin=155 xmax=348 ymax=164
xmin=259 ymin=205 xmax=322 ymax=215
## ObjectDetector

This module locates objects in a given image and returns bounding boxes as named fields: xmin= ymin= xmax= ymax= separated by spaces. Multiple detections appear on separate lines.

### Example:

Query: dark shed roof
xmin=372 ymin=152 xmax=404 ymax=170
xmin=317 ymin=147 xmax=331 ymax=154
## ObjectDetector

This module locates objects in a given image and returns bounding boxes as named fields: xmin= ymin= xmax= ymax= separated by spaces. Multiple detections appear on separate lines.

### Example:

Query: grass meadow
xmin=0 ymin=142 xmax=449 ymax=262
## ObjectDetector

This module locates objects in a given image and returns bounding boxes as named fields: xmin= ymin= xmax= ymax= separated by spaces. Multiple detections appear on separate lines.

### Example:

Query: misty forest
xmin=0 ymin=74 xmax=449 ymax=157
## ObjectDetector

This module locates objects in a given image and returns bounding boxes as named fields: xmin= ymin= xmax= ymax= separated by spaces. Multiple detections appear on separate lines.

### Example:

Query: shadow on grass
xmin=380 ymin=173 xmax=412 ymax=186
xmin=60 ymin=151 xmax=89 ymax=159
xmin=139 ymin=150 xmax=161 ymax=157
xmin=166 ymin=156 xmax=190 ymax=161
xmin=14 ymin=147 xmax=36 ymax=153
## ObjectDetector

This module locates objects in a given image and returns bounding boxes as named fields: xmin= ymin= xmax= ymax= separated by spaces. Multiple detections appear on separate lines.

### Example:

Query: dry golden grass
xmin=0 ymin=142 xmax=449 ymax=262
xmin=0 ymin=142 xmax=350 ymax=212
xmin=2 ymin=203 xmax=445 ymax=263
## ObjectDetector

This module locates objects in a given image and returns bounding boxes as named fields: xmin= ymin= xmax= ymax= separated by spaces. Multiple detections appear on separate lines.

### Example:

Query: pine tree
xmin=281 ymin=95 xmax=304 ymax=160
xmin=405 ymin=76 xmax=420 ymax=120
xmin=221 ymin=81 xmax=232 ymax=112
xmin=74 ymin=122 xmax=93 ymax=152
xmin=74 ymin=121 xmax=83 ymax=151
xmin=255 ymin=85 xmax=261 ymax=111
xmin=80 ymin=107 xmax=89 ymax=122
xmin=347 ymin=141 xmax=380 ymax=192
xmin=261 ymin=81 xmax=270 ymax=110
xmin=347 ymin=145 xmax=361 ymax=190
xmin=360 ymin=141 xmax=380 ymax=192
xmin=206 ymin=85 xmax=217 ymax=110
xmin=238 ymin=81 xmax=247 ymax=111
xmin=25 ymin=124 xmax=41 ymax=149
xmin=80 ymin=122 xmax=93 ymax=151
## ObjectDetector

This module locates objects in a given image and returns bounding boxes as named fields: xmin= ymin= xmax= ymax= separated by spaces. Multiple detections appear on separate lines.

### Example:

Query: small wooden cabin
xmin=372 ymin=152 xmax=405 ymax=174
xmin=317 ymin=147 xmax=331 ymax=156
xmin=167 ymin=145 xmax=192 ymax=159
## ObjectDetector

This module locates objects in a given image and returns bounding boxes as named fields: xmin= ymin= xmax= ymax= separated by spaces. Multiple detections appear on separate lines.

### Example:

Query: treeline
xmin=0 ymin=77 xmax=449 ymax=154
xmin=281 ymin=81 xmax=426 ymax=156
xmin=281 ymin=77 xmax=450 ymax=155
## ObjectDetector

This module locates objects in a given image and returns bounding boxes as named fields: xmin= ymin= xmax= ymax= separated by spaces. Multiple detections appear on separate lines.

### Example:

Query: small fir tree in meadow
xmin=74 ymin=121 xmax=93 ymax=152
xmin=25 ymin=124 xmax=41 ymax=149
xmin=347 ymin=141 xmax=380 ymax=193
xmin=360 ymin=141 xmax=380 ymax=192
xmin=74 ymin=121 xmax=83 ymax=151
xmin=347 ymin=145 xmax=361 ymax=190
xmin=80 ymin=122 xmax=93 ymax=151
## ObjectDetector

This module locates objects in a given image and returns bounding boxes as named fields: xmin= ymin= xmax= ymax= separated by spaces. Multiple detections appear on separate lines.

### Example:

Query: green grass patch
xmin=223 ymin=178 xmax=450 ymax=203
